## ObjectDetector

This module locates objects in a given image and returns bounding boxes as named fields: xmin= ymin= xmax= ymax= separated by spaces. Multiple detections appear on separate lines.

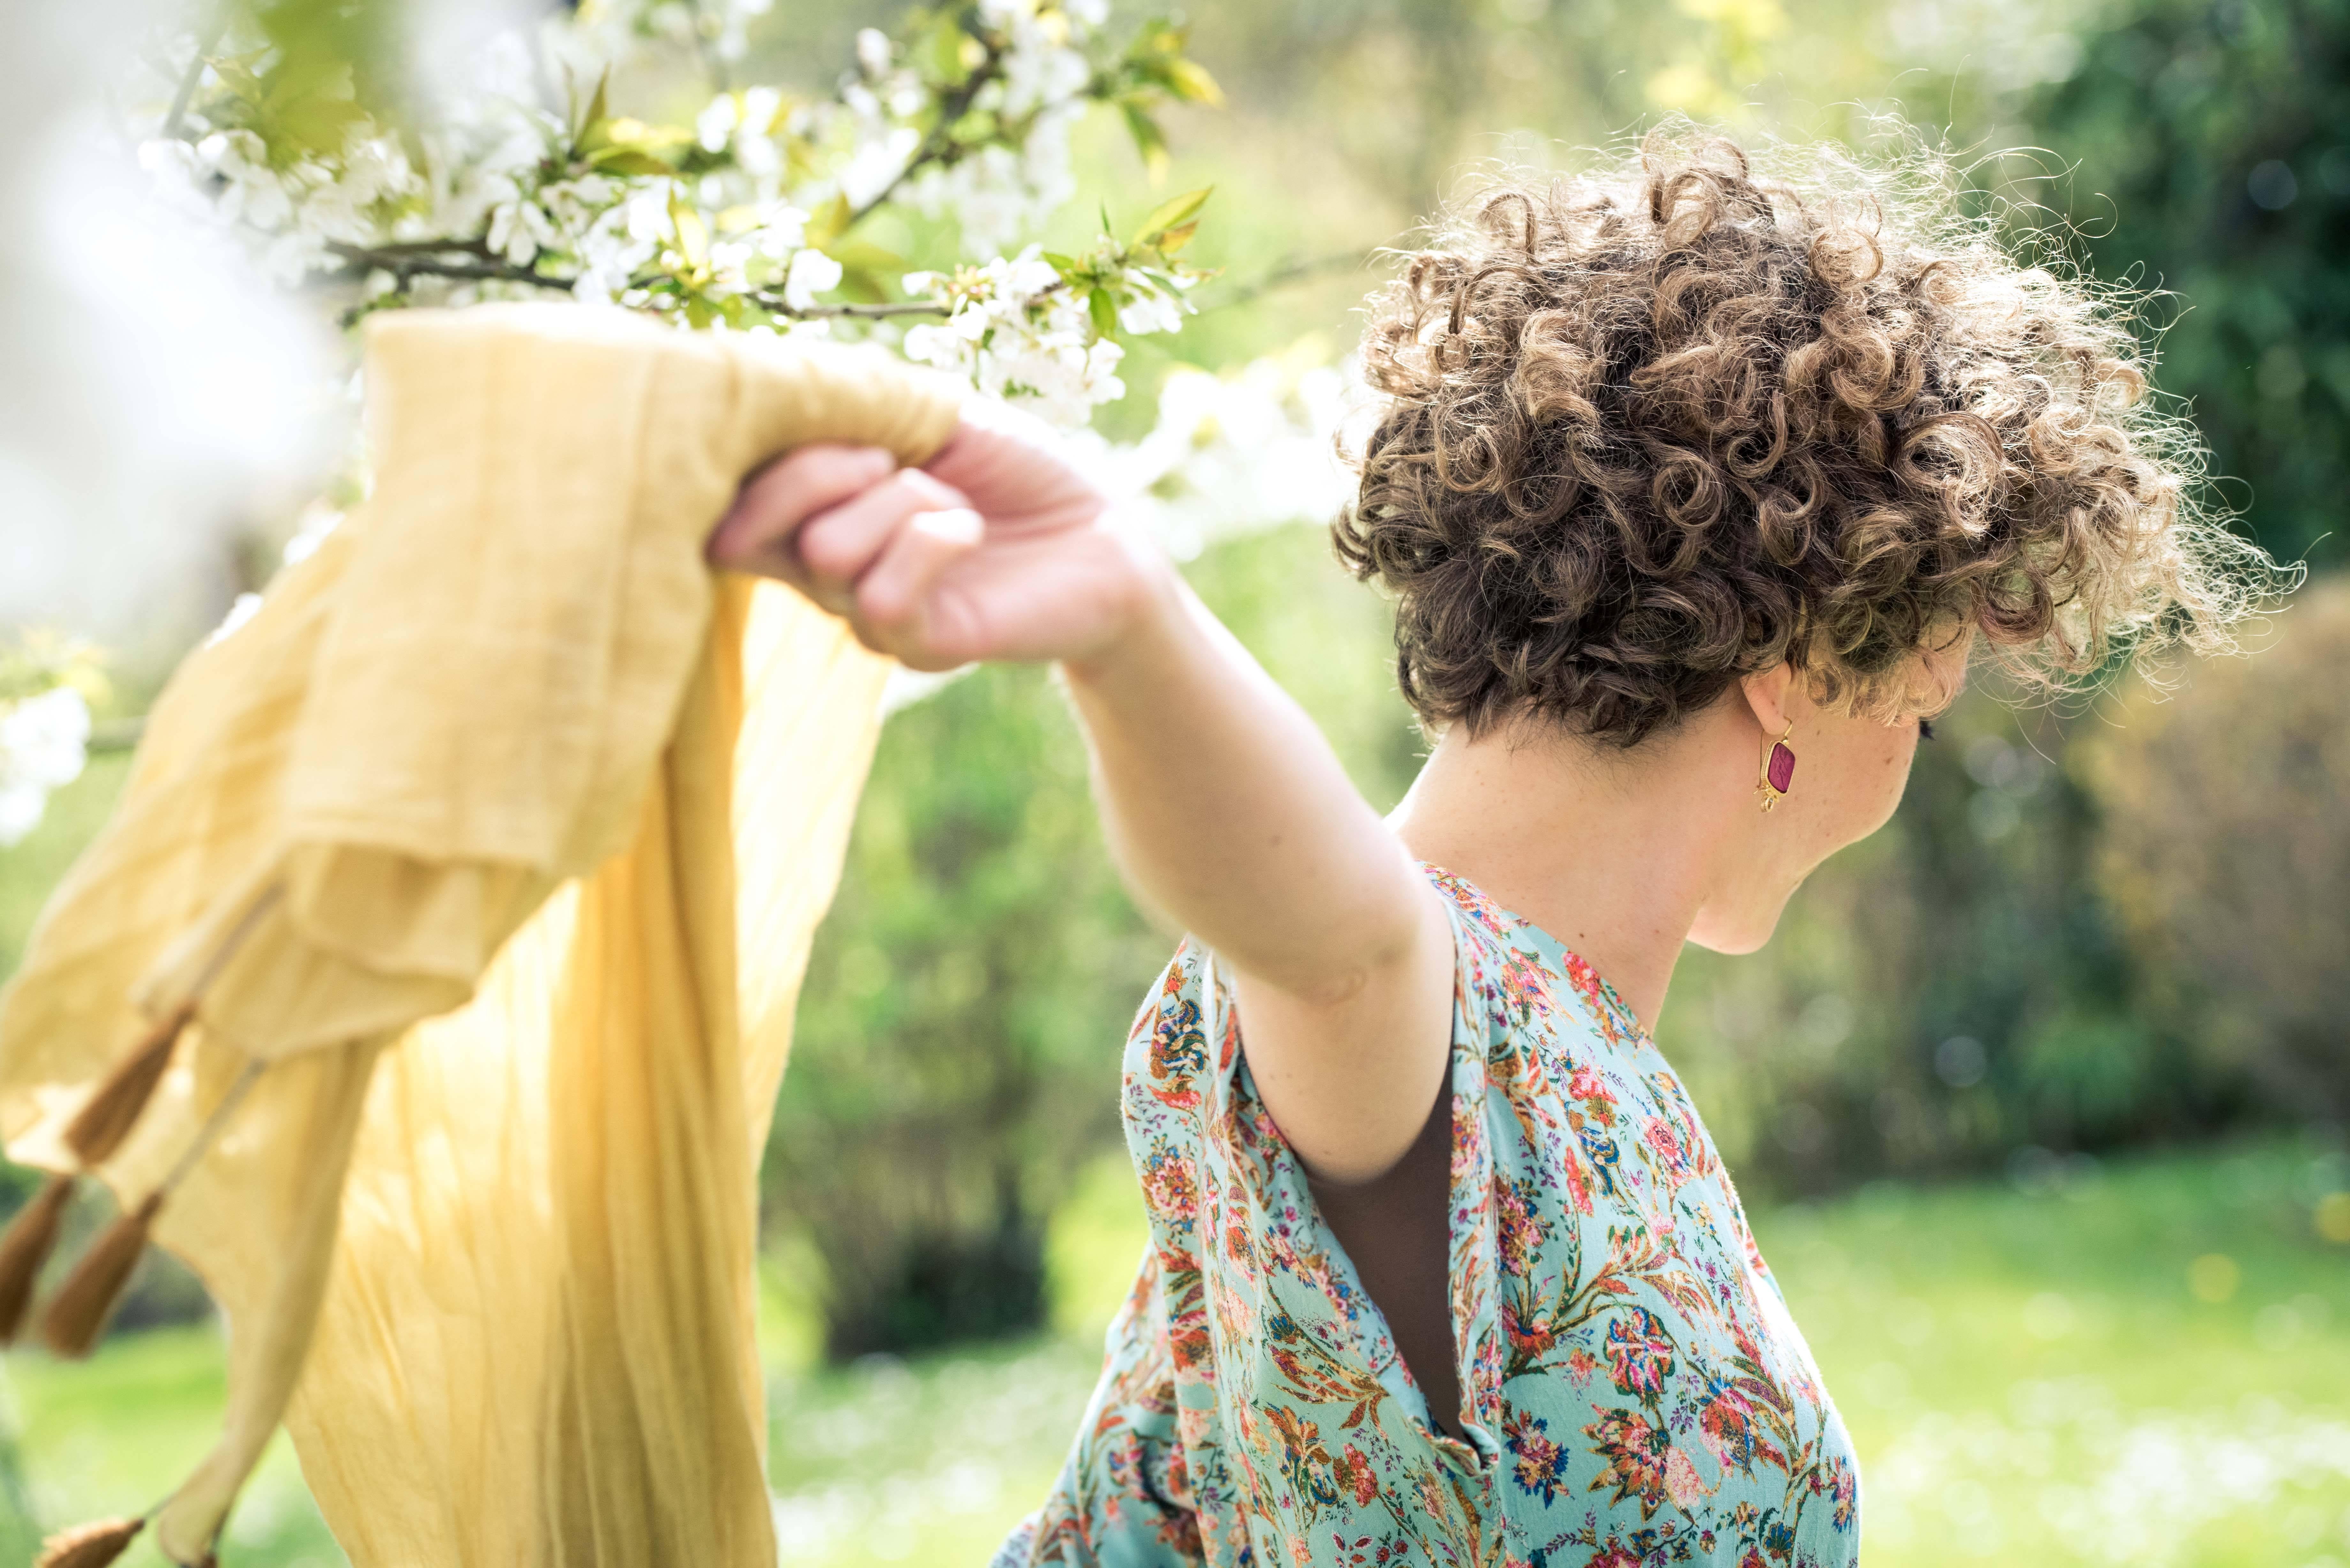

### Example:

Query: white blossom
xmin=838 ymin=126 xmax=922 ymax=212
xmin=900 ymin=246 xmax=1124 ymax=426
xmin=748 ymin=201 xmax=809 ymax=257
xmin=712 ymin=0 xmax=775 ymax=62
xmin=783 ymin=248 xmax=845 ymax=310
xmin=133 ymin=0 xmax=1208 ymax=425
xmin=892 ymin=2 xmax=1096 ymax=257
xmin=0 ymin=686 xmax=92 ymax=848
xmin=1105 ymin=354 xmax=1363 ymax=559
xmin=1117 ymin=276 xmax=1190 ymax=337
xmin=205 ymin=592 xmax=266 ymax=649
xmin=696 ymin=93 xmax=741 ymax=154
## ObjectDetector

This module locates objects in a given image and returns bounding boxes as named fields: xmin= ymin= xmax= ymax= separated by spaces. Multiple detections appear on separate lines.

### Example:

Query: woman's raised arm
xmin=706 ymin=409 xmax=1454 ymax=1183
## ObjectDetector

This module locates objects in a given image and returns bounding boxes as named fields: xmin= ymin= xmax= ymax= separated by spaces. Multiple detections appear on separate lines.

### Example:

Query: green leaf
xmin=208 ymin=56 xmax=267 ymax=107
xmin=947 ymin=107 xmax=998 ymax=145
xmin=838 ymin=267 xmax=892 ymax=305
xmin=1167 ymin=58 xmax=1224 ymax=106
xmin=923 ymin=14 xmax=969 ymax=84
xmin=784 ymin=137 xmax=826 ymax=186
xmin=1154 ymin=220 xmax=1199 ymax=256
xmin=671 ymin=192 xmax=710 ymax=269
xmin=1132 ymin=187 xmax=1211 ymax=247
xmin=803 ymin=193 xmax=853 ymax=251
xmin=590 ymin=147 xmax=678 ymax=177
xmin=1121 ymin=102 xmax=1169 ymax=180
xmin=574 ymin=70 xmax=612 ymax=150
xmin=276 ymin=94 xmax=368 ymax=154
xmin=608 ymin=119 xmax=695 ymax=151
xmin=1128 ymin=17 xmax=1185 ymax=63
xmin=822 ymin=238 xmax=904 ymax=273
xmin=1088 ymin=287 xmax=1117 ymax=337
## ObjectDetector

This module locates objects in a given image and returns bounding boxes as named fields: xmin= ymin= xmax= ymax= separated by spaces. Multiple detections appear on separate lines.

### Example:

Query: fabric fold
xmin=0 ymin=303 xmax=957 ymax=1564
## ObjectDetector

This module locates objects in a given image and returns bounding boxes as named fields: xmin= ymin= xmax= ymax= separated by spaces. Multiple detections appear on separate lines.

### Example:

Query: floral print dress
xmin=993 ymin=867 xmax=1859 ymax=1568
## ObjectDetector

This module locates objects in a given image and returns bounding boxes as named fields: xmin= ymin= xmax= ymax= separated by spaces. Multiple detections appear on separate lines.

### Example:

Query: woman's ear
xmin=1737 ymin=662 xmax=1800 ymax=739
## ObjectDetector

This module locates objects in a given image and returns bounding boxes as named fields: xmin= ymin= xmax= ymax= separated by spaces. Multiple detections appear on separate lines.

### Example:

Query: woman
xmin=708 ymin=133 xmax=2266 ymax=1567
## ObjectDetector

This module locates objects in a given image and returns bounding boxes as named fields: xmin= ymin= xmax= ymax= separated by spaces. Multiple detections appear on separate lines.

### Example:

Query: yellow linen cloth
xmin=0 ymin=303 xmax=960 ymax=1564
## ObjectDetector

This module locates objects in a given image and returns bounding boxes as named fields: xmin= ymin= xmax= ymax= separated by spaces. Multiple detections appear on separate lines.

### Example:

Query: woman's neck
xmin=1388 ymin=711 xmax=1748 ymax=1032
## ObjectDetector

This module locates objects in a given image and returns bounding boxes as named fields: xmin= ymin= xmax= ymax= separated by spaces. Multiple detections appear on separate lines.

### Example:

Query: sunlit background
xmin=1 ymin=0 xmax=2346 ymax=1564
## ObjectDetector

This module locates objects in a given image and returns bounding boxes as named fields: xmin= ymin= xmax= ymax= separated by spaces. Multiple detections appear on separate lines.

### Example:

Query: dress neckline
xmin=1419 ymin=861 xmax=1657 ymax=1046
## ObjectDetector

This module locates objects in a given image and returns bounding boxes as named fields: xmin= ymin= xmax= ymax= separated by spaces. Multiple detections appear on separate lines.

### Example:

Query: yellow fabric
xmin=0 ymin=303 xmax=960 ymax=1564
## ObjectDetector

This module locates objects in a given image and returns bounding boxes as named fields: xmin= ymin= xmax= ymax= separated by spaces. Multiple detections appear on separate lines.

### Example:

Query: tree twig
xmin=319 ymin=243 xmax=957 ymax=322
xmin=321 ymin=243 xmax=573 ymax=293
xmin=1194 ymin=249 xmax=1374 ymax=314
xmin=341 ymin=237 xmax=497 ymax=262
xmin=745 ymin=291 xmax=952 ymax=320
xmin=88 ymin=717 xmax=146 ymax=756
xmin=846 ymin=51 xmax=1007 ymax=227
xmin=163 ymin=17 xmax=228 ymax=141
xmin=680 ymin=0 xmax=732 ymax=94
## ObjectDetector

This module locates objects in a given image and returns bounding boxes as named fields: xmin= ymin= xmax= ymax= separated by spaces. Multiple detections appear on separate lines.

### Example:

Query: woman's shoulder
xmin=1119 ymin=864 xmax=1655 ymax=1104
xmin=1417 ymin=862 xmax=1651 ymax=1056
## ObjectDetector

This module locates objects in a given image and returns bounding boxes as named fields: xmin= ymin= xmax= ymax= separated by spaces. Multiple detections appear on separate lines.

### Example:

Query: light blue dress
xmin=995 ymin=866 xmax=1860 ymax=1567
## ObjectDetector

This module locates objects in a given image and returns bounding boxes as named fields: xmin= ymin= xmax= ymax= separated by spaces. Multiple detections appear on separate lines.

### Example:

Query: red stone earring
xmin=1756 ymin=721 xmax=1796 ymax=811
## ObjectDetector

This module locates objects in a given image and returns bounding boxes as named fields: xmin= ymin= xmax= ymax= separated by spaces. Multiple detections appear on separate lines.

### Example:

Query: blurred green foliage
xmin=6 ymin=0 xmax=2344 ymax=1374
xmin=1652 ymin=685 xmax=2248 ymax=1198
xmin=2080 ymin=578 xmax=2350 ymax=1120
xmin=766 ymin=658 xmax=1152 ymax=1355
xmin=749 ymin=0 xmax=2350 ymax=1344
xmin=766 ymin=524 xmax=1419 ymax=1353
xmin=7 ymin=1136 xmax=2346 ymax=1565
xmin=2028 ymin=0 xmax=2350 ymax=570
xmin=1 ymin=0 xmax=2345 ymax=1559
xmin=0 ymin=756 xmax=133 ymax=1218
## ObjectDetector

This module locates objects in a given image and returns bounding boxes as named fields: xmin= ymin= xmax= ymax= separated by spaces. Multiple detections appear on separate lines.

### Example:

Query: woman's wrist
xmin=1058 ymin=516 xmax=1189 ymax=690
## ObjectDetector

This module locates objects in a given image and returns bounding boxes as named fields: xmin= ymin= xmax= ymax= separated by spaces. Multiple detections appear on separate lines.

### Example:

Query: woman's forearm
xmin=1060 ymin=549 xmax=1431 ymax=1004
xmin=706 ymin=432 xmax=1455 ymax=1177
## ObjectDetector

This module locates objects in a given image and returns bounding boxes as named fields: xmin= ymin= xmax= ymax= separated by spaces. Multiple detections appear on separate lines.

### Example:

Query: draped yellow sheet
xmin=0 ymin=304 xmax=961 ymax=1564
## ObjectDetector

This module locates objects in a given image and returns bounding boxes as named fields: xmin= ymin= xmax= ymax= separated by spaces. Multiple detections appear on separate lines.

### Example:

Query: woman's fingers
xmin=923 ymin=406 xmax=1108 ymax=539
xmin=855 ymin=507 xmax=985 ymax=668
xmin=706 ymin=444 xmax=897 ymax=580
xmin=794 ymin=468 xmax=973 ymax=596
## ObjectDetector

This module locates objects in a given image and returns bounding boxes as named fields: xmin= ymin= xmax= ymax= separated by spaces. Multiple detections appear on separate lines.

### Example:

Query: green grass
xmin=1 ymin=1326 xmax=338 ymax=1566
xmin=0 ymin=752 xmax=132 ymax=981
xmin=3 ymin=1135 xmax=2345 ymax=1566
xmin=1764 ymin=1140 xmax=2350 ymax=1566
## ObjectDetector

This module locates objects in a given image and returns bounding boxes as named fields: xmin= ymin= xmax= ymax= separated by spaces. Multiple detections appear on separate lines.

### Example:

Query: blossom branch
xmin=143 ymin=1 xmax=1218 ymax=425
xmin=846 ymin=52 xmax=1007 ymax=228
xmin=747 ymin=293 xmax=951 ymax=320
xmin=162 ymin=20 xmax=224 ymax=141
xmin=322 ymin=243 xmax=571 ymax=293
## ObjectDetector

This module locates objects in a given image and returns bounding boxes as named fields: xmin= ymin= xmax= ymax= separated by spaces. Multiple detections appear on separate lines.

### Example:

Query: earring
xmin=1756 ymin=721 xmax=1796 ymax=812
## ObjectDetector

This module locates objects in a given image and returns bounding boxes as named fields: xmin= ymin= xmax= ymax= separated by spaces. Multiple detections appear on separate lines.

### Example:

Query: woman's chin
xmin=1685 ymin=891 xmax=1795 ymax=957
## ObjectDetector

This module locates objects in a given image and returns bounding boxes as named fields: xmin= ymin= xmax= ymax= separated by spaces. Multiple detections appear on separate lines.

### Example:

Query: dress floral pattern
xmin=993 ymin=867 xmax=1859 ymax=1568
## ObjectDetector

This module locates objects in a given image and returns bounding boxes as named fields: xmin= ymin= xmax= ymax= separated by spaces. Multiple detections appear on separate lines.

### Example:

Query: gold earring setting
xmin=1756 ymin=721 xmax=1796 ymax=812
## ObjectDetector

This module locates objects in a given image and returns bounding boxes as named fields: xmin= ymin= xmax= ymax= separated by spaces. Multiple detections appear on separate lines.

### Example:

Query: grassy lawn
xmin=1765 ymin=1141 xmax=2350 ymax=1567
xmin=1 ymin=1135 xmax=2345 ymax=1565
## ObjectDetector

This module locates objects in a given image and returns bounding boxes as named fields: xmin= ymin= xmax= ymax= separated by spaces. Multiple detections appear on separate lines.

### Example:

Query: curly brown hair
xmin=1334 ymin=127 xmax=2281 ymax=744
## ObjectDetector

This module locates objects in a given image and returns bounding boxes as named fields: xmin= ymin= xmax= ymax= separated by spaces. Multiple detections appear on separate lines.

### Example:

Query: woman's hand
xmin=712 ymin=398 xmax=1453 ymax=1190
xmin=705 ymin=403 xmax=1162 ymax=673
